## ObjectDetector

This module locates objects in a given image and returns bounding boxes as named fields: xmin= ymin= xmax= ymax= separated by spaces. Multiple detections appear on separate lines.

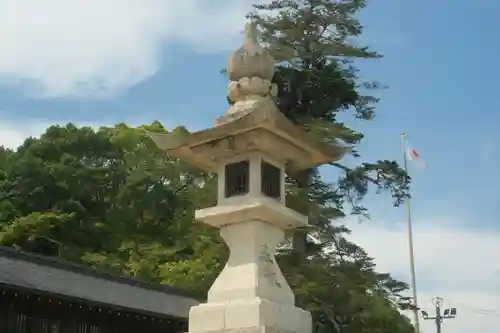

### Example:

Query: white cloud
xmin=347 ymin=216 xmax=500 ymax=333
xmin=0 ymin=0 xmax=265 ymax=98
xmin=0 ymin=117 xmax=50 ymax=149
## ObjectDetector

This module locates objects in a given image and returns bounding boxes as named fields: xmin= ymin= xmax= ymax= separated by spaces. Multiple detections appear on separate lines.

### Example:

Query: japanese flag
xmin=406 ymin=145 xmax=426 ymax=168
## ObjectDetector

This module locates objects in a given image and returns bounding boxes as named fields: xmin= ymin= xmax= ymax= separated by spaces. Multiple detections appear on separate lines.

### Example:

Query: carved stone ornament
xmin=225 ymin=22 xmax=278 ymax=117
xmin=227 ymin=22 xmax=275 ymax=82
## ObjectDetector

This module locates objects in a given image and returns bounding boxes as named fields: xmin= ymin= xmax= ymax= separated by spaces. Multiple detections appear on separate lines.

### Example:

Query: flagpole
xmin=402 ymin=132 xmax=421 ymax=333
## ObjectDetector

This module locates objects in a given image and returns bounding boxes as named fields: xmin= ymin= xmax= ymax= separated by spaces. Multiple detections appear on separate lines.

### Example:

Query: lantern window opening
xmin=225 ymin=160 xmax=250 ymax=197
xmin=261 ymin=160 xmax=281 ymax=200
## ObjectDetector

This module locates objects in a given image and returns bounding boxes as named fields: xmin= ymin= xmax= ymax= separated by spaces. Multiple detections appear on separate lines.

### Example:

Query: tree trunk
xmin=291 ymin=168 xmax=313 ymax=255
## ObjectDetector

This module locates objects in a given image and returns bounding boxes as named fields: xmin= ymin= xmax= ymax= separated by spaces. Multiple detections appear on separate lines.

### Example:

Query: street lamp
xmin=420 ymin=298 xmax=457 ymax=333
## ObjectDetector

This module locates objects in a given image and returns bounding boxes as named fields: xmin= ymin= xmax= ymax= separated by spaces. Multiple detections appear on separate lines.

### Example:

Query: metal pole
xmin=435 ymin=297 xmax=442 ymax=333
xmin=402 ymin=132 xmax=421 ymax=333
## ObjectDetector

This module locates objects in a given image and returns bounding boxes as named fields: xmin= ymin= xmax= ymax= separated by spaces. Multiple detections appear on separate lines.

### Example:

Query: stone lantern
xmin=150 ymin=22 xmax=345 ymax=333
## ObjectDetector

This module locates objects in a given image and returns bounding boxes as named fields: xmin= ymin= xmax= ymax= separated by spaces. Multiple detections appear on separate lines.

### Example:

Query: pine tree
xmin=251 ymin=0 xmax=409 ymax=252
xmin=248 ymin=1 xmax=414 ymax=332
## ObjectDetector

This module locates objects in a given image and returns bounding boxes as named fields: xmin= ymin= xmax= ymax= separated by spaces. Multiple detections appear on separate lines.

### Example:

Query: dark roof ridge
xmin=0 ymin=246 xmax=202 ymax=300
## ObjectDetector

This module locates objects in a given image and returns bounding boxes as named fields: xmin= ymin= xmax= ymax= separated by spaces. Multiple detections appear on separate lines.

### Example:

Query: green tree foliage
xmin=0 ymin=123 xmax=223 ymax=292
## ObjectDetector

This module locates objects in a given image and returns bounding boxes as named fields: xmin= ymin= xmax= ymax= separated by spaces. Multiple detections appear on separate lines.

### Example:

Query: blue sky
xmin=1 ymin=1 xmax=499 ymax=332
xmin=355 ymin=0 xmax=500 ymax=227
